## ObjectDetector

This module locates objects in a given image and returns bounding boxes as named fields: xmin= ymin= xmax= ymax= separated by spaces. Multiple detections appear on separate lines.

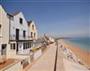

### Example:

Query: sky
xmin=0 ymin=0 xmax=90 ymax=37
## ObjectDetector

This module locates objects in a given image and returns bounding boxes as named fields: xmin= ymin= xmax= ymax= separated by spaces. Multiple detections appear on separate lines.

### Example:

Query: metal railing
xmin=10 ymin=35 xmax=29 ymax=40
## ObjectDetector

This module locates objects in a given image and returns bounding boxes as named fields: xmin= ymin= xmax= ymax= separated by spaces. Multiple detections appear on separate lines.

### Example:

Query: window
xmin=26 ymin=43 xmax=28 ymax=49
xmin=10 ymin=43 xmax=15 ymax=50
xmin=0 ymin=24 xmax=1 ymax=34
xmin=13 ymin=44 xmax=15 ymax=49
xmin=23 ymin=43 xmax=30 ymax=49
xmin=32 ymin=25 xmax=34 ymax=30
xmin=0 ymin=24 xmax=1 ymax=28
xmin=34 ymin=33 xmax=36 ymax=38
xmin=20 ymin=18 xmax=23 ymax=24
xmin=29 ymin=43 xmax=31 ymax=48
xmin=23 ymin=30 xmax=26 ymax=38
xmin=27 ymin=43 xmax=29 ymax=49
xmin=31 ymin=32 xmax=33 ymax=38
xmin=23 ymin=43 xmax=26 ymax=49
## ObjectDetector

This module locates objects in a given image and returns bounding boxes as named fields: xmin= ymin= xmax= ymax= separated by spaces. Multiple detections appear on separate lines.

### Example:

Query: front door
xmin=16 ymin=29 xmax=19 ymax=40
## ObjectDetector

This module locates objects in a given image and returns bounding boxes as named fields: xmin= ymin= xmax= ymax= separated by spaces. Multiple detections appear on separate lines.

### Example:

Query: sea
xmin=65 ymin=37 xmax=90 ymax=52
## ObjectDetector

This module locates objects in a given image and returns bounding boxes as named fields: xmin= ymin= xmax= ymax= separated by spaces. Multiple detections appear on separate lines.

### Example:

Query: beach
xmin=59 ymin=39 xmax=90 ymax=67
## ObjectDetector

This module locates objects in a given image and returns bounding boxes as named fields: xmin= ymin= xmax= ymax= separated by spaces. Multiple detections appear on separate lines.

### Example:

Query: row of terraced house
xmin=0 ymin=5 xmax=38 ymax=71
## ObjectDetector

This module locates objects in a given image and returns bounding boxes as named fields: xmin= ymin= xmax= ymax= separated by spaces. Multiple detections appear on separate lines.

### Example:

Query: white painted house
xmin=8 ymin=12 xmax=32 ymax=55
xmin=28 ymin=21 xmax=38 ymax=41
xmin=0 ymin=5 xmax=38 ymax=67
xmin=0 ymin=5 xmax=9 ymax=63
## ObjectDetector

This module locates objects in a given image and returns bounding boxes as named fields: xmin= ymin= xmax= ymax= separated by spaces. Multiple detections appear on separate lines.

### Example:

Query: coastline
xmin=60 ymin=39 xmax=90 ymax=67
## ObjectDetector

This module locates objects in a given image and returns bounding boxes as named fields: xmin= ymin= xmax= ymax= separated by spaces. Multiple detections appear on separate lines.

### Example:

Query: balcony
xmin=10 ymin=35 xmax=29 ymax=41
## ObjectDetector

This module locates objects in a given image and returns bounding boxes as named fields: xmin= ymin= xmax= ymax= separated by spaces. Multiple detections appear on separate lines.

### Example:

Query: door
xmin=16 ymin=29 xmax=19 ymax=40
xmin=0 ymin=44 xmax=6 ymax=63
xmin=1 ymin=44 xmax=6 ymax=55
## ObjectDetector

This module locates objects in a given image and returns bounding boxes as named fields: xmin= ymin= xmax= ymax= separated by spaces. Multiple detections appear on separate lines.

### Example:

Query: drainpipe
xmin=8 ymin=15 xmax=11 ymax=44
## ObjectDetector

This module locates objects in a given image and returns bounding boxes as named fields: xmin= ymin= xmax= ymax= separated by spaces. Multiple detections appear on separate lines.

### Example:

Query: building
xmin=0 ymin=5 xmax=38 ymax=69
xmin=0 ymin=5 xmax=9 ymax=63
xmin=28 ymin=21 xmax=38 ymax=41
xmin=8 ymin=12 xmax=32 ymax=55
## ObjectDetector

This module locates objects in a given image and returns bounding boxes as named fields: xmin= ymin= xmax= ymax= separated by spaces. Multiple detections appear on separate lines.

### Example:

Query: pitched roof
xmin=0 ymin=5 xmax=20 ymax=16
xmin=7 ymin=11 xmax=21 ymax=17
xmin=11 ymin=11 xmax=21 ymax=16
xmin=7 ymin=13 xmax=13 ymax=17
xmin=27 ymin=20 xmax=32 ymax=26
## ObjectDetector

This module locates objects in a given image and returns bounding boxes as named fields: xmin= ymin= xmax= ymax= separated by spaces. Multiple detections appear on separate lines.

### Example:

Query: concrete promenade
xmin=25 ymin=40 xmax=89 ymax=71
xmin=56 ymin=44 xmax=64 ymax=71
xmin=27 ymin=43 xmax=57 ymax=71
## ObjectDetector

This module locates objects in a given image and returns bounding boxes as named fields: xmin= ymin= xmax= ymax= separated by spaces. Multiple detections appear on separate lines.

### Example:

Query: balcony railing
xmin=10 ymin=35 xmax=29 ymax=40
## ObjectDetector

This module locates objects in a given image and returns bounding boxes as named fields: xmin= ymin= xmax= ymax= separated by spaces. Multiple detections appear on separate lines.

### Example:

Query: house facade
xmin=0 ymin=5 xmax=38 ymax=65
xmin=28 ymin=21 xmax=38 ymax=40
xmin=8 ymin=12 xmax=32 ymax=55
xmin=0 ymin=5 xmax=9 ymax=63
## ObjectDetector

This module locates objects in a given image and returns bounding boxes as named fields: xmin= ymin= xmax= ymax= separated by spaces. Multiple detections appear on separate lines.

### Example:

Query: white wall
xmin=0 ymin=5 xmax=9 ymax=44
xmin=9 ymin=12 xmax=30 ymax=54
xmin=6 ymin=44 xmax=16 ymax=59
xmin=28 ymin=21 xmax=38 ymax=40
xmin=0 ymin=5 xmax=9 ymax=62
xmin=34 ymin=49 xmax=42 ymax=60
xmin=10 ymin=12 xmax=28 ymax=40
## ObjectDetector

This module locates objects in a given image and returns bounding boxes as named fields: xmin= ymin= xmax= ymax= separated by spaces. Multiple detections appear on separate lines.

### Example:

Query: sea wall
xmin=0 ymin=61 xmax=22 ymax=71
xmin=34 ymin=49 xmax=42 ymax=60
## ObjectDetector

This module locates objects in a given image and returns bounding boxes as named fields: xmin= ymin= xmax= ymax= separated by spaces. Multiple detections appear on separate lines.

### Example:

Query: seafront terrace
xmin=0 ymin=40 xmax=89 ymax=71
xmin=24 ymin=40 xmax=89 ymax=71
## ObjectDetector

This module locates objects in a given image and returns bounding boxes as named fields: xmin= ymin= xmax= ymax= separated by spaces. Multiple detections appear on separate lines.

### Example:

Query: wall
xmin=10 ymin=12 xmax=28 ymax=41
xmin=34 ymin=49 xmax=42 ymax=60
xmin=28 ymin=21 xmax=38 ymax=40
xmin=0 ymin=61 xmax=22 ymax=71
xmin=0 ymin=5 xmax=9 ymax=62
xmin=0 ymin=5 xmax=9 ymax=44
xmin=9 ymin=12 xmax=30 ymax=54
xmin=6 ymin=44 xmax=16 ymax=59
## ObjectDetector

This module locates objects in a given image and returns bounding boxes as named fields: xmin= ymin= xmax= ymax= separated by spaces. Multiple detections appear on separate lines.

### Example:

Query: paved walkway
xmin=25 ymin=40 xmax=89 ymax=71
xmin=27 ymin=43 xmax=57 ymax=71
xmin=56 ymin=45 xmax=64 ymax=71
